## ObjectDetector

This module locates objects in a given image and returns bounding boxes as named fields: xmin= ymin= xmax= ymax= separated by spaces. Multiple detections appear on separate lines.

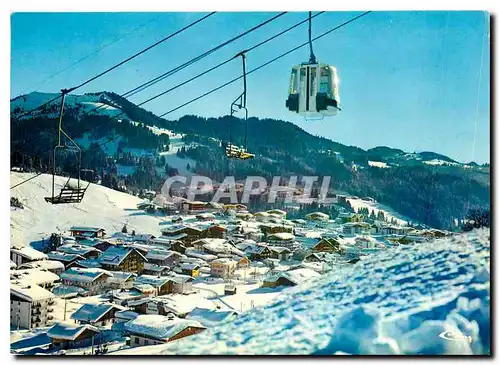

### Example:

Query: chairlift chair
xmin=224 ymin=51 xmax=255 ymax=161
xmin=44 ymin=89 xmax=93 ymax=205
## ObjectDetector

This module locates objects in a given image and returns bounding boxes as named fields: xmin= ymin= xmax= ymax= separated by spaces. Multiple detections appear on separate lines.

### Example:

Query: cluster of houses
xmin=10 ymin=201 xmax=453 ymax=354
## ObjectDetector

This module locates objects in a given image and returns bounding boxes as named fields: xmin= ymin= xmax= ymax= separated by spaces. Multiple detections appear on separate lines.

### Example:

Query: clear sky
xmin=11 ymin=11 xmax=490 ymax=163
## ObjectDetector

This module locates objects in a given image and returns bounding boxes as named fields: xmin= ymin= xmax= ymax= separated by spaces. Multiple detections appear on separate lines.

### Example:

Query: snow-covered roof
xmin=135 ymin=274 xmax=172 ymax=288
xmin=269 ymin=246 xmax=292 ymax=254
xmin=69 ymin=226 xmax=105 ymax=233
xmin=305 ymin=212 xmax=330 ymax=221
xmin=18 ymin=260 xmax=65 ymax=271
xmin=268 ymin=232 xmax=295 ymax=241
xmin=115 ymin=310 xmax=139 ymax=321
xmin=47 ymin=322 xmax=100 ymax=341
xmin=57 ymin=243 xmax=102 ymax=256
xmin=11 ymin=282 xmax=54 ymax=302
xmin=186 ymin=307 xmax=238 ymax=327
xmin=98 ymin=246 xmax=146 ymax=266
xmin=10 ymin=268 xmax=60 ymax=286
xmin=202 ymin=239 xmax=245 ymax=256
xmin=10 ymin=245 xmax=47 ymax=261
xmin=71 ymin=303 xmax=124 ymax=323
xmin=107 ymin=271 xmax=137 ymax=284
xmin=60 ymin=267 xmax=112 ymax=283
xmin=73 ymin=259 xmax=102 ymax=269
xmin=47 ymin=251 xmax=86 ymax=263
xmin=146 ymin=249 xmax=177 ymax=261
xmin=144 ymin=263 xmax=170 ymax=273
xmin=180 ymin=263 xmax=200 ymax=271
xmin=124 ymin=315 xmax=205 ymax=341
xmin=184 ymin=249 xmax=216 ymax=262
xmin=266 ymin=268 xmax=321 ymax=286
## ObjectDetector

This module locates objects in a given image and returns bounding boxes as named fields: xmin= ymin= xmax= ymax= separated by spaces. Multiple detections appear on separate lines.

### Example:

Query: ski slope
xmin=347 ymin=197 xmax=412 ymax=226
xmin=10 ymin=172 xmax=166 ymax=247
xmin=113 ymin=229 xmax=490 ymax=355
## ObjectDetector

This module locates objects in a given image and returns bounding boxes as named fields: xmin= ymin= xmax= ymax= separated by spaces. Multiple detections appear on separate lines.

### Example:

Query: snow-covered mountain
xmin=113 ymin=229 xmax=490 ymax=355
xmin=10 ymin=172 xmax=167 ymax=247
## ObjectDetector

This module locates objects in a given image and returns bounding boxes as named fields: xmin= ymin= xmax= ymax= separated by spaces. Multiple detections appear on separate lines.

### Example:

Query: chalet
xmin=198 ymin=238 xmax=245 ymax=257
xmin=11 ymin=282 xmax=55 ymax=329
xmin=10 ymin=268 xmax=61 ymax=290
xmin=47 ymin=322 xmax=100 ymax=350
xmin=195 ymin=212 xmax=216 ymax=221
xmin=260 ymin=224 xmax=293 ymax=236
xmin=235 ymin=256 xmax=251 ymax=268
xmin=170 ymin=241 xmax=187 ymax=254
xmin=114 ymin=310 xmax=139 ymax=324
xmin=124 ymin=314 xmax=205 ymax=347
xmin=106 ymin=271 xmax=137 ymax=290
xmin=269 ymin=246 xmax=292 ymax=261
xmin=160 ymin=225 xmax=204 ymax=244
xmin=304 ymin=252 xmax=323 ymax=263
xmin=146 ymin=249 xmax=181 ymax=267
xmin=143 ymin=263 xmax=170 ymax=276
xmin=66 ymin=259 xmax=102 ymax=270
xmin=10 ymin=245 xmax=47 ymax=267
xmin=134 ymin=275 xmax=173 ymax=296
xmin=245 ymin=244 xmax=273 ymax=261
xmin=68 ymin=226 xmax=106 ymax=240
xmin=78 ymin=239 xmax=114 ymax=253
xmin=71 ymin=303 xmax=125 ymax=327
xmin=210 ymin=258 xmax=237 ymax=278
xmin=342 ymin=222 xmax=372 ymax=235
xmin=312 ymin=238 xmax=342 ymax=253
xmin=98 ymin=246 xmax=147 ymax=274
xmin=169 ymin=274 xmax=194 ymax=294
xmin=18 ymin=260 xmax=65 ymax=275
xmin=180 ymin=200 xmax=207 ymax=214
xmin=184 ymin=248 xmax=218 ymax=262
xmin=57 ymin=243 xmax=102 ymax=259
xmin=305 ymin=212 xmax=330 ymax=222
xmin=47 ymin=251 xmax=86 ymax=269
xmin=205 ymin=224 xmax=227 ymax=239
xmin=179 ymin=263 xmax=200 ymax=277
xmin=60 ymin=268 xmax=113 ymax=295
xmin=112 ymin=288 xmax=148 ymax=307
xmin=262 ymin=268 xmax=320 ymax=288
xmin=266 ymin=232 xmax=296 ymax=250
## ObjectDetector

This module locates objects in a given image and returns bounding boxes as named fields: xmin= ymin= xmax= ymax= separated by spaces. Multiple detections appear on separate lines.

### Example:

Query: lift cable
xmin=11 ymin=11 xmax=369 ymax=190
xmin=13 ymin=15 xmax=164 ymax=98
xmin=13 ymin=12 xmax=320 ymax=160
xmin=12 ymin=12 xmax=216 ymax=119
xmin=160 ymin=11 xmax=372 ymax=117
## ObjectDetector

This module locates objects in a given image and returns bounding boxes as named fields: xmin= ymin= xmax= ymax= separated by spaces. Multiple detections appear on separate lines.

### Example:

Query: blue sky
xmin=11 ymin=11 xmax=490 ymax=163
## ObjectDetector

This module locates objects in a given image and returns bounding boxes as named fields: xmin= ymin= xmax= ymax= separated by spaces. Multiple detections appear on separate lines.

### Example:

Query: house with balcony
xmin=60 ymin=268 xmax=113 ymax=295
xmin=47 ymin=322 xmax=100 ymax=350
xmin=68 ymin=226 xmax=106 ymax=240
xmin=97 ymin=246 xmax=147 ymax=274
xmin=11 ymin=282 xmax=55 ymax=329
xmin=124 ymin=314 xmax=205 ymax=347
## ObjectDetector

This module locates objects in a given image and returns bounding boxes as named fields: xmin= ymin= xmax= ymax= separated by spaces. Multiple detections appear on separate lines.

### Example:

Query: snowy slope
xmin=113 ymin=229 xmax=490 ymax=355
xmin=347 ymin=197 xmax=412 ymax=226
xmin=10 ymin=172 xmax=167 ymax=247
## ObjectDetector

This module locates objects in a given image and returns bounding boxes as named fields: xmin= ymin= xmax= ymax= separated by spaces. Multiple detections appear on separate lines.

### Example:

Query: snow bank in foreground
xmin=113 ymin=229 xmax=490 ymax=355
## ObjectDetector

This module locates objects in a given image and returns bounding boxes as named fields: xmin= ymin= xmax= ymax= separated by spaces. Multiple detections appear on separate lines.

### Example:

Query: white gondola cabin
xmin=286 ymin=63 xmax=341 ymax=118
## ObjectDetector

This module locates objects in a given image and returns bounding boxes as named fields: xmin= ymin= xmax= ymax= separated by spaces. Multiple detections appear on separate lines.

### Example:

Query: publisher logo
xmin=438 ymin=331 xmax=472 ymax=343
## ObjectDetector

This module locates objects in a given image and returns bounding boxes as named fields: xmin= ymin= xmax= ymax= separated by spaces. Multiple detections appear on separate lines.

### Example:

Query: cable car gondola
xmin=286 ymin=12 xmax=341 ymax=118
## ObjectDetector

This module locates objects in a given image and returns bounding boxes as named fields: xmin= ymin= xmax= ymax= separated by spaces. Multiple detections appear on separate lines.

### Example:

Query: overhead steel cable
xmin=10 ymin=12 xmax=292 ymax=156
xmin=13 ymin=11 xmax=300 ymax=156
xmin=160 ymin=11 xmax=372 ymax=117
xmin=13 ymin=15 xmax=164 ymax=98
xmin=12 ymin=12 xmax=216 ymax=119
xmin=122 ymin=12 xmax=288 ymax=99
xmin=11 ymin=11 xmax=370 ymax=190
xmin=71 ymin=12 xmax=289 ymax=119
